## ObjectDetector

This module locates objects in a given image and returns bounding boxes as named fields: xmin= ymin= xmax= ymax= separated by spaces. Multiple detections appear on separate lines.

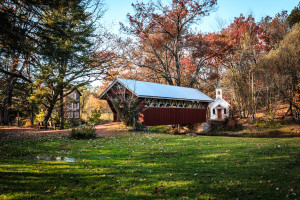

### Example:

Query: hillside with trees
xmin=0 ymin=0 xmax=299 ymax=128
xmin=111 ymin=1 xmax=300 ymax=124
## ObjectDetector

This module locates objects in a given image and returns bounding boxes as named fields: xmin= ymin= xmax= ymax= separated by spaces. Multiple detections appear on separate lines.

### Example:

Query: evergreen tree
xmin=287 ymin=3 xmax=300 ymax=27
xmin=33 ymin=0 xmax=106 ymax=129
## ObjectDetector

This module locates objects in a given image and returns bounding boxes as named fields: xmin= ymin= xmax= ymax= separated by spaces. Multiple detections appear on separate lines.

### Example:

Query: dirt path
xmin=0 ymin=122 xmax=125 ymax=140
xmin=95 ymin=122 xmax=126 ymax=137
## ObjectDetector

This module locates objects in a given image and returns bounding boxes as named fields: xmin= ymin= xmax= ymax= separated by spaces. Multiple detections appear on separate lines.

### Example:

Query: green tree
xmin=33 ymin=0 xmax=109 ymax=129
xmin=0 ymin=0 xmax=43 ymax=125
xmin=287 ymin=3 xmax=300 ymax=27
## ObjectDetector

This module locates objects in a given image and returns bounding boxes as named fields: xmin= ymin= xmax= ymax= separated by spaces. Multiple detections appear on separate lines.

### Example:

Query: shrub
xmin=51 ymin=114 xmax=60 ymax=125
xmin=149 ymin=125 xmax=172 ymax=133
xmin=134 ymin=122 xmax=145 ymax=131
xmin=69 ymin=126 xmax=97 ymax=139
xmin=251 ymin=120 xmax=283 ymax=129
xmin=64 ymin=120 xmax=73 ymax=129
xmin=35 ymin=109 xmax=46 ymax=122
xmin=70 ymin=119 xmax=80 ymax=127
xmin=88 ymin=109 xmax=102 ymax=124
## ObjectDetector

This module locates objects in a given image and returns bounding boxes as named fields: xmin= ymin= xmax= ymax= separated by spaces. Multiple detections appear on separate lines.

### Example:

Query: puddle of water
xmin=97 ymin=156 xmax=112 ymax=159
xmin=57 ymin=150 xmax=71 ymax=154
xmin=35 ymin=155 xmax=75 ymax=162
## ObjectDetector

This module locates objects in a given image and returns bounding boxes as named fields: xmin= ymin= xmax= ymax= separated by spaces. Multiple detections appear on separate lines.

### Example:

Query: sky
xmin=101 ymin=0 xmax=299 ymax=34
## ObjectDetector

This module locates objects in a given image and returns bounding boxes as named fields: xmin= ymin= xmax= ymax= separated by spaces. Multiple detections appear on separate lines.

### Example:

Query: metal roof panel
xmin=117 ymin=78 xmax=213 ymax=102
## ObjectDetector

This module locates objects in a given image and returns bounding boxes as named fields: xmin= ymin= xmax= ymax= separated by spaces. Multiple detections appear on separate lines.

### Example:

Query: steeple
xmin=216 ymin=81 xmax=222 ymax=99
xmin=216 ymin=81 xmax=221 ymax=89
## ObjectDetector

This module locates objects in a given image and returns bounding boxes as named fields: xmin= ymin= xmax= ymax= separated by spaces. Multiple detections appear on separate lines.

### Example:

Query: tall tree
xmin=260 ymin=23 xmax=300 ymax=119
xmin=0 ymin=0 xmax=46 ymax=125
xmin=184 ymin=32 xmax=233 ymax=88
xmin=221 ymin=15 xmax=270 ymax=120
xmin=32 ymin=0 xmax=111 ymax=129
xmin=260 ymin=11 xmax=289 ymax=49
xmin=287 ymin=3 xmax=300 ymax=27
xmin=121 ymin=0 xmax=217 ymax=86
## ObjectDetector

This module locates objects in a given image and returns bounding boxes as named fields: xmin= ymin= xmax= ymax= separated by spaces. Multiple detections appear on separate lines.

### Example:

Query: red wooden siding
xmin=103 ymin=89 xmax=209 ymax=126
xmin=141 ymin=107 xmax=207 ymax=126
xmin=106 ymin=99 xmax=118 ymax=122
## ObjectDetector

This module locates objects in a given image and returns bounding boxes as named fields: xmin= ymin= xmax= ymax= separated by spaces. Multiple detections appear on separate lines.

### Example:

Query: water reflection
xmin=36 ymin=155 xmax=75 ymax=162
xmin=97 ymin=156 xmax=112 ymax=159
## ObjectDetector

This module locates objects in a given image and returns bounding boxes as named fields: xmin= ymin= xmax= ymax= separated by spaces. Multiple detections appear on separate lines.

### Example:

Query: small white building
xmin=209 ymin=86 xmax=230 ymax=120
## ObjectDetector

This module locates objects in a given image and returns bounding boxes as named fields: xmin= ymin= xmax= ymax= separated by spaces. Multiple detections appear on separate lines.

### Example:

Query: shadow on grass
xmin=0 ymin=135 xmax=299 ymax=199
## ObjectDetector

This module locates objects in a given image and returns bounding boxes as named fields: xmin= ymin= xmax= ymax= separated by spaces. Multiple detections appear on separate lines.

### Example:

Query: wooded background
xmin=0 ymin=0 xmax=299 ymax=128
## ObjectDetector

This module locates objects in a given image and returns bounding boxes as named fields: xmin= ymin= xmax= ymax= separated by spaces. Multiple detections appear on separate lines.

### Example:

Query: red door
xmin=217 ymin=109 xmax=222 ymax=120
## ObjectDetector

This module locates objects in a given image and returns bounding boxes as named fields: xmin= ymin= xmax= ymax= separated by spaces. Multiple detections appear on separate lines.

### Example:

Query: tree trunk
xmin=17 ymin=111 xmax=20 ymax=127
xmin=3 ymin=77 xmax=17 ymax=125
xmin=282 ymin=102 xmax=293 ymax=119
xmin=251 ymin=70 xmax=255 ymax=121
xmin=0 ymin=107 xmax=3 ymax=124
xmin=44 ymin=103 xmax=55 ymax=126
xmin=30 ymin=105 xmax=34 ymax=128
xmin=59 ymin=90 xmax=64 ymax=129
xmin=29 ymin=86 xmax=34 ymax=127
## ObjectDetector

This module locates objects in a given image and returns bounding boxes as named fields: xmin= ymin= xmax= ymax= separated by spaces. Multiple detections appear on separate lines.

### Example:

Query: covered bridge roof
xmin=100 ymin=78 xmax=213 ymax=102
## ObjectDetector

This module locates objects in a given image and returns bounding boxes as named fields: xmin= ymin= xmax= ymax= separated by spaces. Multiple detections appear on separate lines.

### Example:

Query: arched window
xmin=213 ymin=109 xmax=215 ymax=114
xmin=217 ymin=91 xmax=221 ymax=95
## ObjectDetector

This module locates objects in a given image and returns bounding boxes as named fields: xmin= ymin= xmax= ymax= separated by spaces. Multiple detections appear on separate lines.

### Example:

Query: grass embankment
xmin=213 ymin=120 xmax=300 ymax=137
xmin=243 ymin=120 xmax=300 ymax=137
xmin=0 ymin=133 xmax=299 ymax=199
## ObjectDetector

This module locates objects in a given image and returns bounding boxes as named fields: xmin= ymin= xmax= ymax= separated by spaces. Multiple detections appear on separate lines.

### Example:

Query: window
xmin=224 ymin=108 xmax=226 ymax=114
xmin=68 ymin=112 xmax=73 ymax=118
xmin=217 ymin=91 xmax=221 ymax=95
xmin=213 ymin=109 xmax=215 ymax=114
xmin=74 ymin=112 xmax=80 ymax=118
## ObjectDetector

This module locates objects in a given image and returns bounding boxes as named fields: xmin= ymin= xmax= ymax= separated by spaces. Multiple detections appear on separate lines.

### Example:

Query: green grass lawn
xmin=0 ymin=133 xmax=299 ymax=199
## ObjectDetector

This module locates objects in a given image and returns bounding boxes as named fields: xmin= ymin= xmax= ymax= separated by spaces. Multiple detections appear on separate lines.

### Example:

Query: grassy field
xmin=0 ymin=132 xmax=299 ymax=199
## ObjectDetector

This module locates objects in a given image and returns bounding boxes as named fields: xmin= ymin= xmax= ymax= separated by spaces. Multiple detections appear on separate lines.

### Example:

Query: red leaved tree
xmin=121 ymin=0 xmax=217 ymax=87
xmin=221 ymin=14 xmax=270 ymax=120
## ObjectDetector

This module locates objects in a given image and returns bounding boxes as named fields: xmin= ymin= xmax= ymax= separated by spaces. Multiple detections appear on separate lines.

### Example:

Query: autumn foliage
xmin=121 ymin=0 xmax=218 ymax=87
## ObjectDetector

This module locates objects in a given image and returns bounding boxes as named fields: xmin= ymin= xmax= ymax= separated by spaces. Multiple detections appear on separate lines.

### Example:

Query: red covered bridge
xmin=99 ymin=78 xmax=213 ymax=126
